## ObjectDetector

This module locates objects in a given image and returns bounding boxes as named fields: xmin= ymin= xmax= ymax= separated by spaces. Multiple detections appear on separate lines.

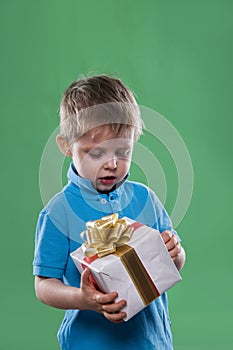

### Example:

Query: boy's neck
xmin=97 ymin=186 xmax=117 ymax=195
xmin=71 ymin=162 xmax=127 ymax=195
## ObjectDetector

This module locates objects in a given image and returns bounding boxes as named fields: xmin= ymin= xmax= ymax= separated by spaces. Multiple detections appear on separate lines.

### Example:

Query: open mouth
xmin=99 ymin=176 xmax=116 ymax=184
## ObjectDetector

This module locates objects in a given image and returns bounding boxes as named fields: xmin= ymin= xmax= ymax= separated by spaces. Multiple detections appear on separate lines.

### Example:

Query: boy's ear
xmin=56 ymin=135 xmax=73 ymax=157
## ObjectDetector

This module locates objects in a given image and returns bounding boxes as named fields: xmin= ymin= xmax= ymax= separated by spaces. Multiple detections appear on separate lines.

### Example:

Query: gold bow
xmin=81 ymin=213 xmax=134 ymax=258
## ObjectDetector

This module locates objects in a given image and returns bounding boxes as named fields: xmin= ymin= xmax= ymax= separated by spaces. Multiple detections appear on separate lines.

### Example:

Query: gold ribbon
xmin=114 ymin=245 xmax=160 ymax=305
xmin=81 ymin=213 xmax=134 ymax=258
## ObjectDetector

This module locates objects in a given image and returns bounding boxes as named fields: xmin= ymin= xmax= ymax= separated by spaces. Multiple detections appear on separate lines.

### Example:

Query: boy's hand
xmin=161 ymin=230 xmax=181 ymax=260
xmin=79 ymin=268 xmax=127 ymax=323
xmin=161 ymin=230 xmax=186 ymax=271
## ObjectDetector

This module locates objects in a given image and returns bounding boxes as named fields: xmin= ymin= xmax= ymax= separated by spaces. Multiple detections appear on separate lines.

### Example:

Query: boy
xmin=33 ymin=74 xmax=185 ymax=350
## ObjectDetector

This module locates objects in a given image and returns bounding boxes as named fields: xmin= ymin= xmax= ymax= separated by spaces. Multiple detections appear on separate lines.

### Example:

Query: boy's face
xmin=70 ymin=126 xmax=134 ymax=192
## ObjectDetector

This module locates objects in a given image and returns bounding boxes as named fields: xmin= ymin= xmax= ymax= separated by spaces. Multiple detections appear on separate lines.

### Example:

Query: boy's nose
xmin=103 ymin=158 xmax=117 ymax=170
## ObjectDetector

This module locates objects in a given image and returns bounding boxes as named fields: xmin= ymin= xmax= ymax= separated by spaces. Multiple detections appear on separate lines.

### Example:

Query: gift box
xmin=71 ymin=214 xmax=181 ymax=321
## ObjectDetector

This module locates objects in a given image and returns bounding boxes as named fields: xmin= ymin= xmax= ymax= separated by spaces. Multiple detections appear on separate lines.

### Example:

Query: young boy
xmin=33 ymin=75 xmax=185 ymax=350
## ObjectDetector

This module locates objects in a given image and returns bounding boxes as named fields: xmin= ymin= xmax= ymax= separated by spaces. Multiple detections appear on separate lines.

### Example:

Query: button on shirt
xmin=100 ymin=198 xmax=107 ymax=204
xmin=33 ymin=163 xmax=175 ymax=350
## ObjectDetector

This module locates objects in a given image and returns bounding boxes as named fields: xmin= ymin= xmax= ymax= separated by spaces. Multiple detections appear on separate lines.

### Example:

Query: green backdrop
xmin=1 ymin=0 xmax=232 ymax=349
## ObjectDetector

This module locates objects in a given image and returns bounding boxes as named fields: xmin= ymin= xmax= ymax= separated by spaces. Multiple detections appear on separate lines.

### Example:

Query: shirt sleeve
xmin=149 ymin=189 xmax=181 ymax=241
xmin=33 ymin=209 xmax=70 ymax=279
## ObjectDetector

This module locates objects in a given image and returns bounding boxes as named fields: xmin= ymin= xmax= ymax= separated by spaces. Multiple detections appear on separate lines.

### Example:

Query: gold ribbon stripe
xmin=114 ymin=245 xmax=160 ymax=306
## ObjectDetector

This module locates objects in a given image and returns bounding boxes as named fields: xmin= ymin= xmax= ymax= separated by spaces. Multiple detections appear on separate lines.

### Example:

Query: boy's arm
xmin=34 ymin=268 xmax=127 ymax=323
xmin=161 ymin=230 xmax=186 ymax=271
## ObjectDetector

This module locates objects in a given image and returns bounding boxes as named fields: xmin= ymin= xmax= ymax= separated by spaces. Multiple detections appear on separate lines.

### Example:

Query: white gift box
xmin=71 ymin=217 xmax=182 ymax=321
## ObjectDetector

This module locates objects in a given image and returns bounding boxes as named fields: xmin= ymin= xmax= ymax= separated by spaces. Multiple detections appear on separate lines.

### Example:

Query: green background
xmin=1 ymin=0 xmax=232 ymax=349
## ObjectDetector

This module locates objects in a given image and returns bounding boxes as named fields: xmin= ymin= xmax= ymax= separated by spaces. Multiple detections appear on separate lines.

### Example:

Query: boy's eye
xmin=87 ymin=148 xmax=131 ymax=159
xmin=88 ymin=151 xmax=104 ymax=159
xmin=116 ymin=149 xmax=131 ymax=158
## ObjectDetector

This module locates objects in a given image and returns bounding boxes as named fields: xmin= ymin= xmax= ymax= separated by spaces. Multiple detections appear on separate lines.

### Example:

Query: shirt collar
xmin=67 ymin=163 xmax=126 ymax=199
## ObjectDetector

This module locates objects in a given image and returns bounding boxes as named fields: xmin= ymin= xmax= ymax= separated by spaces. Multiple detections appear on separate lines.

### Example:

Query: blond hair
xmin=59 ymin=74 xmax=143 ymax=144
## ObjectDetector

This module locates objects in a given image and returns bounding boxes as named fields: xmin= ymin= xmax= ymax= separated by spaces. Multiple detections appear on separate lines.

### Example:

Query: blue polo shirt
xmin=33 ymin=163 xmax=176 ymax=350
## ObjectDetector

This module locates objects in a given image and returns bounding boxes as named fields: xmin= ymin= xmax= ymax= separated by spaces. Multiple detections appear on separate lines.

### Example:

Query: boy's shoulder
xmin=38 ymin=186 xmax=78 ymax=235
xmin=40 ymin=186 xmax=71 ymax=216
xmin=124 ymin=179 xmax=156 ymax=197
xmin=124 ymin=179 xmax=164 ymax=209
xmin=41 ymin=181 xmax=79 ymax=212
xmin=124 ymin=180 xmax=163 ymax=209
